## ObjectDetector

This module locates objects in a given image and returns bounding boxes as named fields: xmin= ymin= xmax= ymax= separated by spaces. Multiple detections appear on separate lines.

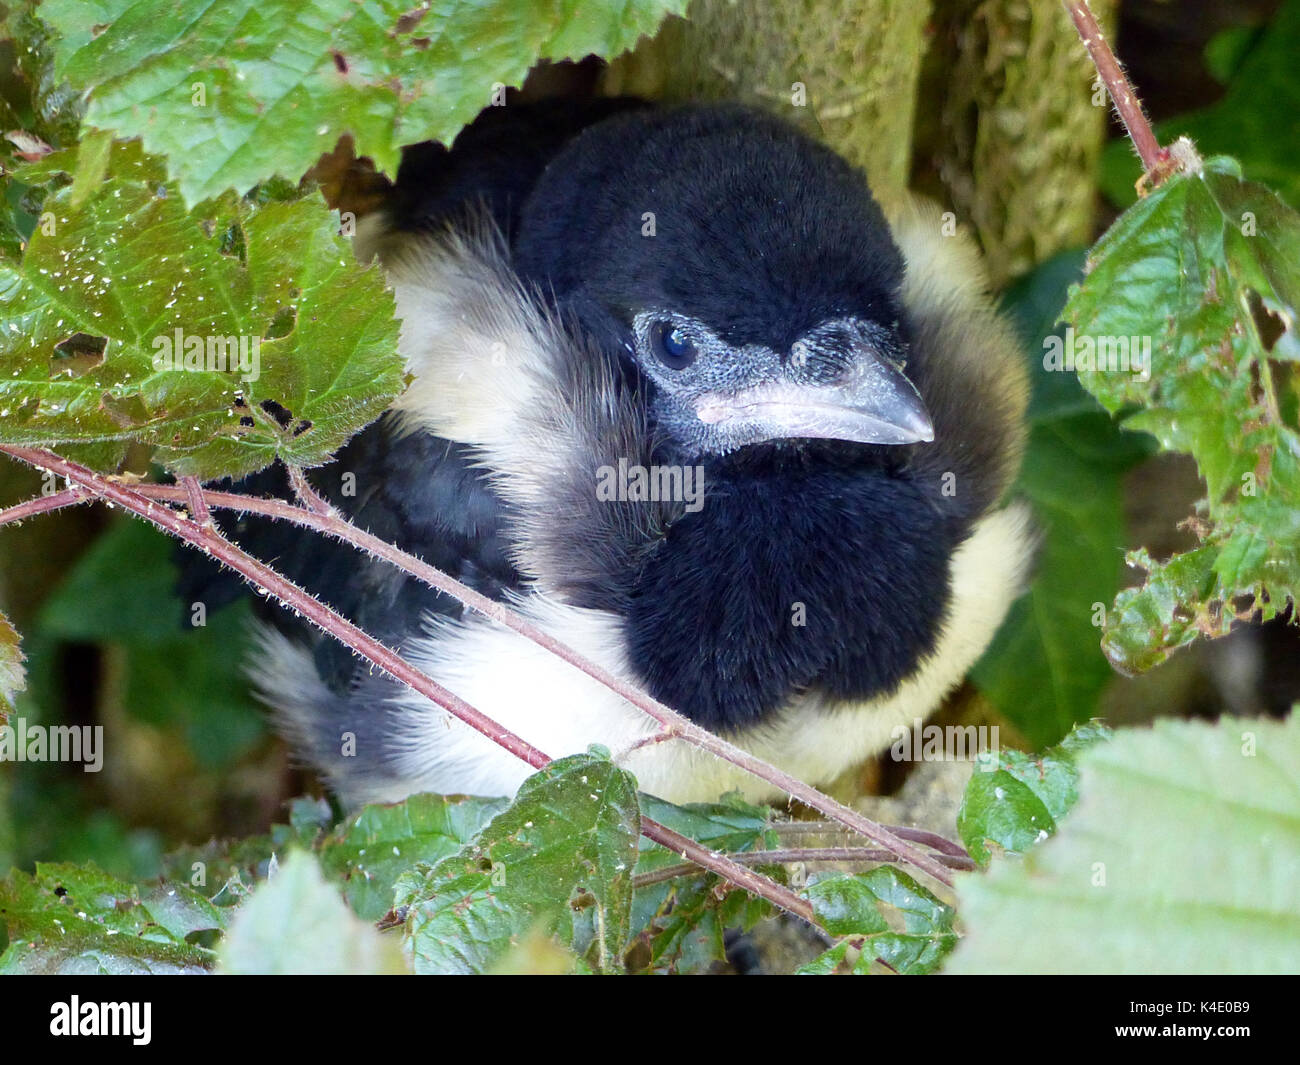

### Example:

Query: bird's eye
xmin=649 ymin=320 xmax=698 ymax=370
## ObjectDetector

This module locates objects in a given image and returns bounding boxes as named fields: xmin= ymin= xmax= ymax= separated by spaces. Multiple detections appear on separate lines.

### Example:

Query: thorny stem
xmin=642 ymin=825 xmax=813 ymax=921
xmin=286 ymin=464 xmax=337 ymax=517
xmin=11 ymin=15 xmax=1162 ymax=914
xmin=1 ymin=447 xmax=963 ymax=887
xmin=0 ymin=1 xmax=1191 ymax=924
xmin=1063 ymin=0 xmax=1163 ymax=175
xmin=614 ymin=728 xmax=677 ymax=759
xmin=0 ymin=485 xmax=87 ymax=525
xmin=634 ymin=846 xmax=977 ymax=890
xmin=0 ymin=445 xmax=813 ymax=924
xmin=0 ymin=478 xmax=968 ymax=891
xmin=115 ymin=479 xmax=957 ymax=887
xmin=181 ymin=475 xmax=211 ymax=526
xmin=770 ymin=819 xmax=970 ymax=859
xmin=2 ymin=449 xmax=554 ymax=768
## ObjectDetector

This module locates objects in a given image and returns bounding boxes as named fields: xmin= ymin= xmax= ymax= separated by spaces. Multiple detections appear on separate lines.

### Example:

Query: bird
xmin=180 ymin=98 xmax=1032 ymax=808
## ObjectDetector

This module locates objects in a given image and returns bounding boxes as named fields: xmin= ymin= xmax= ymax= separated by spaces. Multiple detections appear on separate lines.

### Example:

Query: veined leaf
xmin=947 ymin=716 xmax=1300 ymax=974
xmin=957 ymin=721 xmax=1111 ymax=866
xmin=797 ymin=867 xmax=956 ymax=975
xmin=0 ymin=138 xmax=403 ymax=479
xmin=320 ymin=792 xmax=508 ymax=922
xmin=218 ymin=850 xmax=407 ymax=974
xmin=38 ymin=0 xmax=687 ymax=203
xmin=972 ymin=252 xmax=1154 ymax=745
xmin=397 ymin=752 xmax=640 ymax=974
xmin=0 ymin=861 xmax=223 ymax=973
xmin=1064 ymin=156 xmax=1300 ymax=672
xmin=628 ymin=792 xmax=778 ymax=974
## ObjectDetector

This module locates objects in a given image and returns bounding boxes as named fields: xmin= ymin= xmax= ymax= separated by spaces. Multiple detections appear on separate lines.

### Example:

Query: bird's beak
xmin=693 ymin=349 xmax=934 ymax=446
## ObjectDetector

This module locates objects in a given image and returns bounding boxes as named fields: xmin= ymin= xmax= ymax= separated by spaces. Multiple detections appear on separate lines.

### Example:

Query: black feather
xmin=176 ymin=417 xmax=523 ymax=693
xmin=512 ymin=105 xmax=905 ymax=352
xmin=178 ymin=98 xmax=1026 ymax=761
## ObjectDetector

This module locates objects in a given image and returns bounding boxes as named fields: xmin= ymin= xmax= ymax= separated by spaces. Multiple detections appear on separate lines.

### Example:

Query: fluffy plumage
xmin=181 ymin=100 xmax=1032 ymax=806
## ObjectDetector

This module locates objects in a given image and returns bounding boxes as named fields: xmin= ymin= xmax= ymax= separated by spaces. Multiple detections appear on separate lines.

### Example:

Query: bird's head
xmin=513 ymin=105 xmax=933 ymax=459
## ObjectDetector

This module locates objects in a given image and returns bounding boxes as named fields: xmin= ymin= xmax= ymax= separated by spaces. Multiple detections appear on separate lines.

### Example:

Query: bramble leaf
xmin=1064 ymin=157 xmax=1300 ymax=672
xmin=218 ymin=850 xmax=407 ymax=974
xmin=947 ymin=716 xmax=1300 ymax=974
xmin=397 ymin=752 xmax=640 ymax=974
xmin=0 ymin=861 xmax=222 ymax=973
xmin=37 ymin=0 xmax=687 ymax=203
xmin=0 ymin=139 xmax=403 ymax=479
xmin=957 ymin=721 xmax=1111 ymax=866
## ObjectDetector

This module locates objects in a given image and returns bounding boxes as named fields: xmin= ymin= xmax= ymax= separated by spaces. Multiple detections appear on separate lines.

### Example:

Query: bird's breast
xmin=619 ymin=459 xmax=964 ymax=733
xmin=344 ymin=503 xmax=1032 ymax=806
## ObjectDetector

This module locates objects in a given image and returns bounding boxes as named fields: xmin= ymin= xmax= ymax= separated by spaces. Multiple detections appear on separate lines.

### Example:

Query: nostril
xmin=789 ymin=337 xmax=854 ymax=385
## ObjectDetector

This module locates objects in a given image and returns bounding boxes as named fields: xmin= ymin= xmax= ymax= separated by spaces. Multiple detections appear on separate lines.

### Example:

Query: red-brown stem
xmin=0 ymin=446 xmax=811 ymax=923
xmin=771 ymin=819 xmax=971 ymax=859
xmin=639 ymin=823 xmax=814 ymax=920
xmin=0 ymin=486 xmax=88 ymax=525
xmin=635 ymin=846 xmax=977 ymax=889
xmin=181 ymin=475 xmax=211 ymax=526
xmin=615 ymin=729 xmax=676 ymax=759
xmin=737 ymin=846 xmax=973 ymax=871
xmin=1063 ymin=0 xmax=1162 ymax=173
xmin=121 ymin=481 xmax=956 ymax=887
xmin=5 ymin=449 xmax=554 ymax=769
xmin=286 ymin=464 xmax=336 ymax=516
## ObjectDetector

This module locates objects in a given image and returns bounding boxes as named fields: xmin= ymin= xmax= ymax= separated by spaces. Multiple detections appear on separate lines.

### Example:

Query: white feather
xmin=253 ymin=502 xmax=1032 ymax=805
xmin=251 ymin=197 xmax=1033 ymax=806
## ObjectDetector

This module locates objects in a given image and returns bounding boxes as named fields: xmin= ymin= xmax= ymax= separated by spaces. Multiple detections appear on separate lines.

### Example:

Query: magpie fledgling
xmin=184 ymin=100 xmax=1032 ymax=806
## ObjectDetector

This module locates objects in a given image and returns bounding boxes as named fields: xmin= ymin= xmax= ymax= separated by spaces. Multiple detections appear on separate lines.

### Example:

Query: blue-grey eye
xmin=650 ymin=320 xmax=698 ymax=370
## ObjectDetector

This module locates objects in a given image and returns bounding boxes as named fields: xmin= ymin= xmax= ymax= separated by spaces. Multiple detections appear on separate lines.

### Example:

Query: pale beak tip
xmin=909 ymin=414 xmax=936 ymax=444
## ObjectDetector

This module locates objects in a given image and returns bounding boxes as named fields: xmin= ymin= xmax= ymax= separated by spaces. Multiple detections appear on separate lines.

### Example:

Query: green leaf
xmin=218 ymin=850 xmax=407 ymax=974
xmin=1204 ymin=24 xmax=1266 ymax=85
xmin=1064 ymin=157 xmax=1300 ymax=673
xmin=0 ymin=138 xmax=404 ymax=479
xmin=947 ymin=716 xmax=1300 ymax=974
xmin=0 ymin=1 xmax=85 ymax=153
xmin=0 ymin=610 xmax=24 ymax=720
xmin=796 ymin=940 xmax=871 ymax=975
xmin=138 ymin=880 xmax=228 ymax=942
xmin=798 ymin=868 xmax=956 ymax=975
xmin=37 ymin=0 xmax=687 ymax=204
xmin=627 ymin=792 xmax=778 ymax=974
xmin=160 ymin=797 xmax=333 ymax=904
xmin=319 ymin=792 xmax=509 ymax=921
xmin=957 ymin=721 xmax=1111 ymax=866
xmin=0 ymin=3 xmax=87 ymax=264
xmin=972 ymin=252 xmax=1155 ymax=745
xmin=397 ymin=752 xmax=640 ymax=974
xmin=1100 ymin=1 xmax=1300 ymax=211
xmin=0 ymin=861 xmax=220 ymax=973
